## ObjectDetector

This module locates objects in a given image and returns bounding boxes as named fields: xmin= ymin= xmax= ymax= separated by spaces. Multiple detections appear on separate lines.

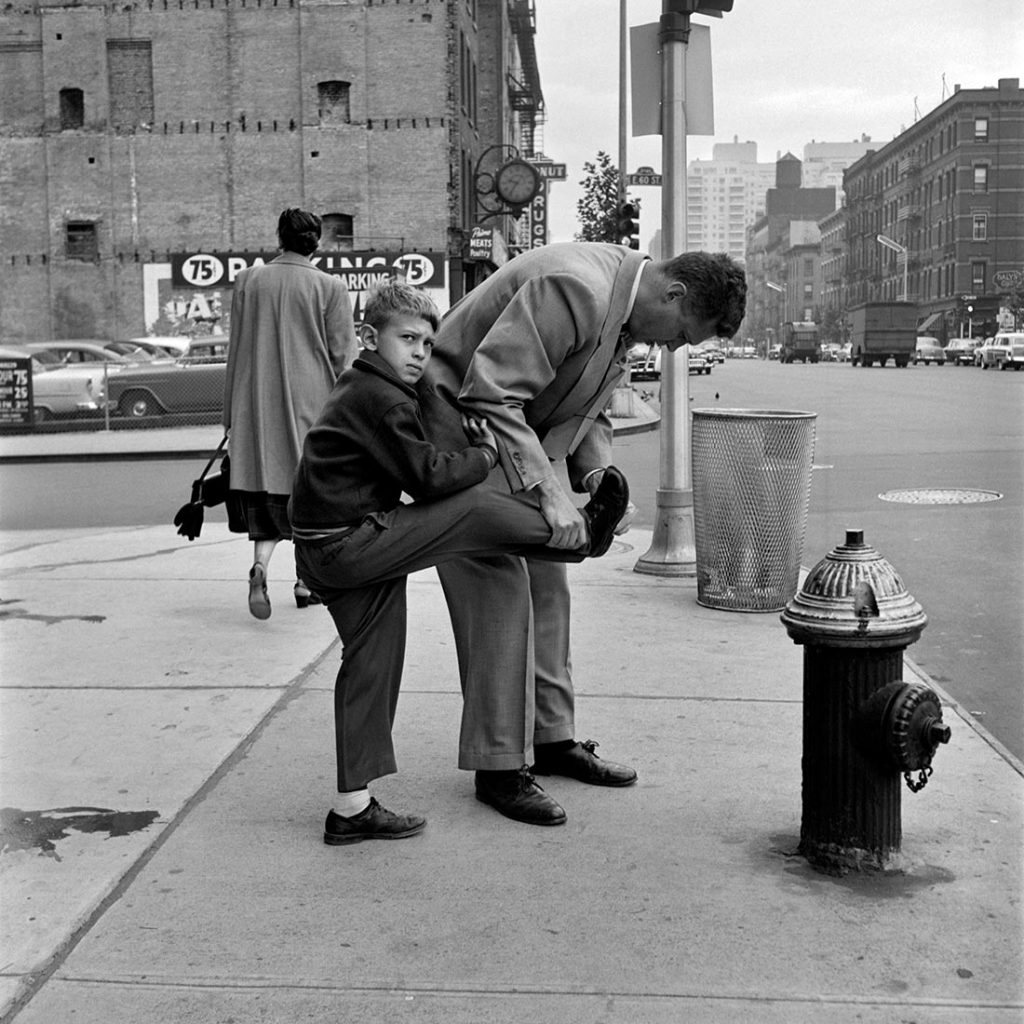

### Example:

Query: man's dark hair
xmin=664 ymin=251 xmax=747 ymax=339
xmin=277 ymin=208 xmax=322 ymax=257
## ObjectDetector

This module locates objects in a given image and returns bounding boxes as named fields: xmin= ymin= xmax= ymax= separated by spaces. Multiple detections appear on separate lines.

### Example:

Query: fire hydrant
xmin=780 ymin=529 xmax=951 ymax=873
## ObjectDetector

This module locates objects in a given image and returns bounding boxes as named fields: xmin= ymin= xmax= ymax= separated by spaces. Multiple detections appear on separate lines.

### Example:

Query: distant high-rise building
xmin=685 ymin=139 xmax=775 ymax=263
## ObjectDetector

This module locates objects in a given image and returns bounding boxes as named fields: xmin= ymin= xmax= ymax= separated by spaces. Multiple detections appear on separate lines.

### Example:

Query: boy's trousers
xmin=294 ymin=486 xmax=581 ymax=791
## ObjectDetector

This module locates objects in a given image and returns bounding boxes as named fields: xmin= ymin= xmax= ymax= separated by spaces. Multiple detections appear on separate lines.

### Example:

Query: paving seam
xmin=31 ymin=975 xmax=1024 ymax=1013
xmin=0 ymin=638 xmax=340 ymax=1024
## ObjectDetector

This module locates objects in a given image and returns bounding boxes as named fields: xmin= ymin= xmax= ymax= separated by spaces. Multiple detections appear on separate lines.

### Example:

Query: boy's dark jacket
xmin=290 ymin=351 xmax=493 ymax=531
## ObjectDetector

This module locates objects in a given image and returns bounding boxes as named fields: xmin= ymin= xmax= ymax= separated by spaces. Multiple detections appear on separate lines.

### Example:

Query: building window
xmin=108 ymin=40 xmax=154 ymax=129
xmin=66 ymin=221 xmax=98 ymax=260
xmin=59 ymin=87 xmax=84 ymax=129
xmin=973 ymin=165 xmax=988 ymax=193
xmin=320 ymin=213 xmax=353 ymax=251
xmin=972 ymin=213 xmax=988 ymax=241
xmin=971 ymin=262 xmax=986 ymax=293
xmin=974 ymin=117 xmax=988 ymax=142
xmin=318 ymin=81 xmax=351 ymax=124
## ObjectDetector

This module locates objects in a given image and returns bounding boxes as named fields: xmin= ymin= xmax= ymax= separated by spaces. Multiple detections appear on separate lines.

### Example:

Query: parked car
xmin=106 ymin=339 xmax=230 ymax=418
xmin=105 ymin=340 xmax=176 ymax=360
xmin=127 ymin=336 xmax=196 ymax=357
xmin=912 ymin=336 xmax=946 ymax=365
xmin=838 ymin=342 xmax=852 ymax=362
xmin=978 ymin=331 xmax=1024 ymax=370
xmin=0 ymin=344 xmax=109 ymax=422
xmin=627 ymin=343 xmax=710 ymax=379
xmin=694 ymin=340 xmax=726 ymax=364
xmin=819 ymin=343 xmax=841 ymax=362
xmin=23 ymin=340 xmax=140 ymax=366
xmin=944 ymin=338 xmax=980 ymax=365
xmin=768 ymin=344 xmax=782 ymax=360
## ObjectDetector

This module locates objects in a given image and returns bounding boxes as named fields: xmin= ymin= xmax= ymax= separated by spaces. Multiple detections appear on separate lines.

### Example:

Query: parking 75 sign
xmin=172 ymin=251 xmax=445 ymax=290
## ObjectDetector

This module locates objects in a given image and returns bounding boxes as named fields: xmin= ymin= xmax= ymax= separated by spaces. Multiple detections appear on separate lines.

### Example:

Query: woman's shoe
xmin=294 ymin=580 xmax=323 ymax=609
xmin=248 ymin=563 xmax=271 ymax=620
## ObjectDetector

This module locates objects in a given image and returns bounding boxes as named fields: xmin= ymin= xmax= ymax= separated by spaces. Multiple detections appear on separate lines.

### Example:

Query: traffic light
xmin=617 ymin=200 xmax=640 ymax=249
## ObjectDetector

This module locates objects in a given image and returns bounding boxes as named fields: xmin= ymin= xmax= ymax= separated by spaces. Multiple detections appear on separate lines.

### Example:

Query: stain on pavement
xmin=0 ymin=806 xmax=160 ymax=859
xmin=0 ymin=599 xmax=105 ymax=625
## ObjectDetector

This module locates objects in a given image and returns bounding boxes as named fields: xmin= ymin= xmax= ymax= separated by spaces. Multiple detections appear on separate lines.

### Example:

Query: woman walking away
xmin=224 ymin=207 xmax=358 ymax=619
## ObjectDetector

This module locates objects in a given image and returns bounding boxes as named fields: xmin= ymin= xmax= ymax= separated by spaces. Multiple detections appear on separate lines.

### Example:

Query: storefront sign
xmin=0 ymin=357 xmax=33 ymax=426
xmin=171 ymin=250 xmax=445 ymax=290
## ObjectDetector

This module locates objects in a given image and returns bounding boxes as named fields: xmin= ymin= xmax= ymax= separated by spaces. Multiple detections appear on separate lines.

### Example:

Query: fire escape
xmin=507 ymin=0 xmax=545 ymax=157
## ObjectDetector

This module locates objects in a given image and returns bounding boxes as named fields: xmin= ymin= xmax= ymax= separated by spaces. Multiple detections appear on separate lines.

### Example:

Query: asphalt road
xmin=1 ymin=358 xmax=1021 ymax=758
xmin=617 ymin=358 xmax=1023 ymax=760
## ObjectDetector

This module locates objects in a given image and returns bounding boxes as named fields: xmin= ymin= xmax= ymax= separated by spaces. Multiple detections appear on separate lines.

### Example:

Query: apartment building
xmin=841 ymin=77 xmax=1023 ymax=339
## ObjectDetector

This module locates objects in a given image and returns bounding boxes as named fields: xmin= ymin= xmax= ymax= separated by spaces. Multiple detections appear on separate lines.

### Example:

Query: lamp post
xmin=766 ymin=280 xmax=784 ymax=347
xmin=876 ymin=234 xmax=908 ymax=302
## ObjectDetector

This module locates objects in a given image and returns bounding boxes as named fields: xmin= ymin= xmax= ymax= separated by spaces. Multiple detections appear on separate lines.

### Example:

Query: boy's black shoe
xmin=581 ymin=466 xmax=630 ymax=557
xmin=532 ymin=738 xmax=638 ymax=787
xmin=475 ymin=767 xmax=567 ymax=826
xmin=323 ymin=799 xmax=426 ymax=845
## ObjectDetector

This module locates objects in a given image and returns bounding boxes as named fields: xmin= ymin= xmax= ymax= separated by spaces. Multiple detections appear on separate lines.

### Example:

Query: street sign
xmin=627 ymin=171 xmax=663 ymax=186
xmin=533 ymin=162 xmax=566 ymax=180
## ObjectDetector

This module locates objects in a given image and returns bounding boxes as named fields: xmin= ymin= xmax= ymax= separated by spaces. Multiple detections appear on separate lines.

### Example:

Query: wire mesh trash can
xmin=692 ymin=409 xmax=816 ymax=612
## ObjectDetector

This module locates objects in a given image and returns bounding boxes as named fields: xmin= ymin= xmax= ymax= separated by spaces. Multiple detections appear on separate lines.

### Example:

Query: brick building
xmin=840 ymin=77 xmax=1023 ymax=340
xmin=0 ymin=0 xmax=543 ymax=340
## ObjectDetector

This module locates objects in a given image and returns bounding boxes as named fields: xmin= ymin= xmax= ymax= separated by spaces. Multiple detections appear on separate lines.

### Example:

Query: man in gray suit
xmin=420 ymin=242 xmax=746 ymax=826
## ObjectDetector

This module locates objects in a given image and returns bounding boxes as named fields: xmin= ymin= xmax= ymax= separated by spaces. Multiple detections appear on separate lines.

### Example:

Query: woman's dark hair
xmin=277 ymin=208 xmax=322 ymax=257
xmin=663 ymin=251 xmax=747 ymax=339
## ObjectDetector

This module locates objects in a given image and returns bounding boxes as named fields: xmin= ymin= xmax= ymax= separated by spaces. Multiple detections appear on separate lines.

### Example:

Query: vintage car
xmin=23 ymin=340 xmax=144 ymax=366
xmin=977 ymin=332 xmax=1024 ymax=370
xmin=943 ymin=338 xmax=980 ymax=366
xmin=912 ymin=336 xmax=946 ymax=365
xmin=106 ymin=339 xmax=230 ymax=418
xmin=0 ymin=344 xmax=109 ymax=422
xmin=628 ymin=343 xmax=710 ymax=379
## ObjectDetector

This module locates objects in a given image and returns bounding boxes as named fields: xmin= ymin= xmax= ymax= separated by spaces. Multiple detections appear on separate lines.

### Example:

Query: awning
xmin=917 ymin=312 xmax=941 ymax=332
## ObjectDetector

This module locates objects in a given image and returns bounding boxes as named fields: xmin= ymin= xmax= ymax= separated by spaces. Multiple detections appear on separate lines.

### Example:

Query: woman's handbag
xmin=173 ymin=432 xmax=231 ymax=540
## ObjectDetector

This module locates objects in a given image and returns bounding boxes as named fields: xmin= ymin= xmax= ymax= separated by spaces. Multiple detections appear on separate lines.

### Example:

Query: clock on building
xmin=493 ymin=158 xmax=541 ymax=207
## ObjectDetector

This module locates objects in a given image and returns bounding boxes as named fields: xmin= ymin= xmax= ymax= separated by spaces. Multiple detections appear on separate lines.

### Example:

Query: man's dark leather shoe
xmin=324 ymin=799 xmax=426 ymax=845
xmin=532 ymin=739 xmax=638 ymax=787
xmin=581 ymin=466 xmax=629 ymax=557
xmin=475 ymin=766 xmax=567 ymax=826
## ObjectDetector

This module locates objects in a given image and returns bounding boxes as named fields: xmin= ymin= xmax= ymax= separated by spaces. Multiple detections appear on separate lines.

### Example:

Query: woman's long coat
xmin=224 ymin=252 xmax=358 ymax=494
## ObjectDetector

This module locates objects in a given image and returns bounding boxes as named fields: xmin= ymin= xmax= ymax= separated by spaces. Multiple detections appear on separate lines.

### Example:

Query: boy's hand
xmin=462 ymin=414 xmax=497 ymax=451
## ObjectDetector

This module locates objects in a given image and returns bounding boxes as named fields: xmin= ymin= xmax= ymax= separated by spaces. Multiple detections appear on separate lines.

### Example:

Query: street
xmin=617 ymin=358 xmax=1023 ymax=759
xmin=1 ymin=359 xmax=1021 ymax=758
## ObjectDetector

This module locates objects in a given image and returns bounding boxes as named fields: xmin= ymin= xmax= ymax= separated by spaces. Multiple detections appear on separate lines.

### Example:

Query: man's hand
xmin=584 ymin=468 xmax=636 ymax=535
xmin=534 ymin=477 xmax=588 ymax=549
xmin=461 ymin=414 xmax=497 ymax=452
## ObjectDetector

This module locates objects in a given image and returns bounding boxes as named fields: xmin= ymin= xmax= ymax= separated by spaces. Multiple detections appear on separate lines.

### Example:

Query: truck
xmin=848 ymin=302 xmax=918 ymax=367
xmin=780 ymin=321 xmax=820 ymax=363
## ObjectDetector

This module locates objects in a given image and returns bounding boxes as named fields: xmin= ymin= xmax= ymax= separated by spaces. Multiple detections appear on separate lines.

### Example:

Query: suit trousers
xmin=294 ymin=486 xmax=582 ymax=791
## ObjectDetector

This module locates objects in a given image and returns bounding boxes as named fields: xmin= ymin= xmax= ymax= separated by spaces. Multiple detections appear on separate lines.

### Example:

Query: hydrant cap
xmin=780 ymin=529 xmax=927 ymax=647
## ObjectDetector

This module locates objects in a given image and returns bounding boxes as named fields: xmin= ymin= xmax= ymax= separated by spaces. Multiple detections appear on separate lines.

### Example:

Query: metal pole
xmin=619 ymin=0 xmax=628 ymax=206
xmin=635 ymin=6 xmax=694 ymax=577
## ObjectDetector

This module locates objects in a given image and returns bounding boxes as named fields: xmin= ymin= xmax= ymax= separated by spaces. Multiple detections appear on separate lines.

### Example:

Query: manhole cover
xmin=879 ymin=488 xmax=1003 ymax=505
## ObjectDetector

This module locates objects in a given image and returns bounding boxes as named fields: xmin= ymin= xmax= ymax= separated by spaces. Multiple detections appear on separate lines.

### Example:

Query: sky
xmin=532 ymin=0 xmax=1024 ymax=245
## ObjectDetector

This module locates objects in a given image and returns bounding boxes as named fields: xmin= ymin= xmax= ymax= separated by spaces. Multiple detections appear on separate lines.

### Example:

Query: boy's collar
xmin=354 ymin=349 xmax=419 ymax=398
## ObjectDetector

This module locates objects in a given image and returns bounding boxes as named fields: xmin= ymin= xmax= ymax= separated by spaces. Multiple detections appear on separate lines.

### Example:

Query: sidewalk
xmin=1 ymin=403 xmax=1022 ymax=1022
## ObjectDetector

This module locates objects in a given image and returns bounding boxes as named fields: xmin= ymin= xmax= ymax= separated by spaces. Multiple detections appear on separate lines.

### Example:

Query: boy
xmin=290 ymin=281 xmax=629 ymax=845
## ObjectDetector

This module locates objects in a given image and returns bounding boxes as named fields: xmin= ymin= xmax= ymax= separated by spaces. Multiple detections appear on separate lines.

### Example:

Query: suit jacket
xmin=422 ymin=242 xmax=647 ymax=493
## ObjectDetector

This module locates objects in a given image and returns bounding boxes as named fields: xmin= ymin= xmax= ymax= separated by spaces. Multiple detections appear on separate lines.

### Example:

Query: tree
xmin=575 ymin=151 xmax=629 ymax=243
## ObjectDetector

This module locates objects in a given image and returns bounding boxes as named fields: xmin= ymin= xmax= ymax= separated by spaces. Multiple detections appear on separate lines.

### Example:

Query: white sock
xmin=333 ymin=789 xmax=371 ymax=818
